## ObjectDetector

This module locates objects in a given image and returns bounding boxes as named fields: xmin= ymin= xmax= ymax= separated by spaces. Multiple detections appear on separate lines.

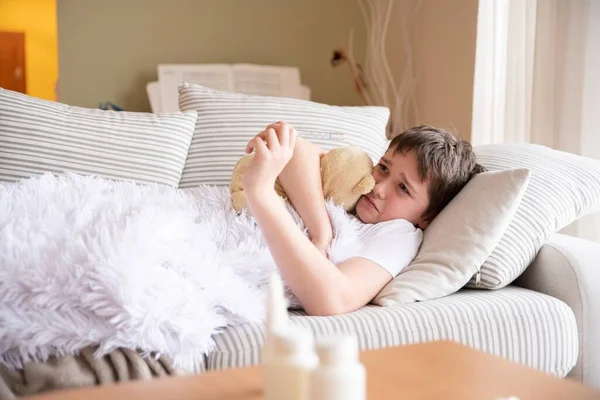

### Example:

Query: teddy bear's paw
xmin=231 ymin=191 xmax=249 ymax=213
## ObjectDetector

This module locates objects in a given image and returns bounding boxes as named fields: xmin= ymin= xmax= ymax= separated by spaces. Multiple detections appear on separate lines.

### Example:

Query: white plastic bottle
xmin=262 ymin=272 xmax=318 ymax=400
xmin=308 ymin=335 xmax=366 ymax=400
xmin=262 ymin=272 xmax=290 ymax=363
xmin=263 ymin=327 xmax=318 ymax=400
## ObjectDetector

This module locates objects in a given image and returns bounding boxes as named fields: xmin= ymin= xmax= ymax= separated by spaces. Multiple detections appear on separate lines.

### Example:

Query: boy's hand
xmin=243 ymin=122 xmax=297 ymax=197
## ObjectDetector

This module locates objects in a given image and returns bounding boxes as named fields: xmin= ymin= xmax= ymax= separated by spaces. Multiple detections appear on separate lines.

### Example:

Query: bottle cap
xmin=316 ymin=335 xmax=359 ymax=364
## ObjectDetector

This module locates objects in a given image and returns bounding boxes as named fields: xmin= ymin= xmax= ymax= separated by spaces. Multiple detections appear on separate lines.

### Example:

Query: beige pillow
xmin=374 ymin=168 xmax=530 ymax=306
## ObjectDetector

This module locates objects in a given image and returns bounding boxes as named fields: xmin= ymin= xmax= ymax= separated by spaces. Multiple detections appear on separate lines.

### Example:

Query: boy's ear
xmin=416 ymin=215 xmax=431 ymax=230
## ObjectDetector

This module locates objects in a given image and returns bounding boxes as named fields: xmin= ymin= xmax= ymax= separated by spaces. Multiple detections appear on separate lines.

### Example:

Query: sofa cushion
xmin=206 ymin=286 xmax=577 ymax=378
xmin=469 ymin=143 xmax=600 ymax=289
xmin=0 ymin=88 xmax=197 ymax=187
xmin=177 ymin=83 xmax=390 ymax=187
xmin=373 ymin=169 xmax=530 ymax=305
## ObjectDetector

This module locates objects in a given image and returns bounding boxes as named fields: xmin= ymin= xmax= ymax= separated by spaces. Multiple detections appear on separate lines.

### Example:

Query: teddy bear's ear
xmin=353 ymin=175 xmax=375 ymax=195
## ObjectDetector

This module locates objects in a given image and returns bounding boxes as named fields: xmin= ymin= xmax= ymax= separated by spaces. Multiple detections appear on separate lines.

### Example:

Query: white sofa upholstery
xmin=514 ymin=233 xmax=600 ymax=389
xmin=206 ymin=286 xmax=578 ymax=378
xmin=206 ymin=234 xmax=600 ymax=388
xmin=205 ymin=234 xmax=600 ymax=389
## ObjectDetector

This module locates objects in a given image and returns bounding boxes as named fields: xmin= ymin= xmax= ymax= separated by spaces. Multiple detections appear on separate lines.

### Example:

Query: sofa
xmin=1 ymin=85 xmax=600 ymax=398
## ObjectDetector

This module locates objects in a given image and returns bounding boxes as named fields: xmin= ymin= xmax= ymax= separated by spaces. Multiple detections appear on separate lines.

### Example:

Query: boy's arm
xmin=277 ymin=135 xmax=332 ymax=255
xmin=243 ymin=124 xmax=392 ymax=316
xmin=248 ymin=188 xmax=392 ymax=315
xmin=245 ymin=122 xmax=332 ymax=255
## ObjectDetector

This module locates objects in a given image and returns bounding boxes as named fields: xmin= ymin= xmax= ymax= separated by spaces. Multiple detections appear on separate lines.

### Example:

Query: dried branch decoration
xmin=331 ymin=0 xmax=421 ymax=138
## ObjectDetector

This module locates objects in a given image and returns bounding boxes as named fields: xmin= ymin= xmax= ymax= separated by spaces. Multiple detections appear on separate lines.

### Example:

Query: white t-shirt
xmin=354 ymin=218 xmax=423 ymax=278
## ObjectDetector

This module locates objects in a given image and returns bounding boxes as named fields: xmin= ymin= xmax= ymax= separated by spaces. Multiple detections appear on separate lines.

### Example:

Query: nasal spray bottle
xmin=262 ymin=273 xmax=318 ymax=400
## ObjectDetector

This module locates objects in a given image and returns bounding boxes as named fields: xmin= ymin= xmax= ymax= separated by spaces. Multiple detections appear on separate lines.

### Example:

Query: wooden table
xmin=28 ymin=340 xmax=600 ymax=400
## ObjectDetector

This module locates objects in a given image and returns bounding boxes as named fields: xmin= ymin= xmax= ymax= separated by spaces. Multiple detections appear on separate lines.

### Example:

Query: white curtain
xmin=471 ymin=0 xmax=600 ymax=243
xmin=471 ymin=0 xmax=537 ymax=145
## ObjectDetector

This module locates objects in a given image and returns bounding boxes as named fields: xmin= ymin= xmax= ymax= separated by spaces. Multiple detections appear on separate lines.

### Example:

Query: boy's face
xmin=355 ymin=149 xmax=431 ymax=228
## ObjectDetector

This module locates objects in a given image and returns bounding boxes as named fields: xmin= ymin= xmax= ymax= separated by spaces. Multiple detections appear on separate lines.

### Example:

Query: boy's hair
xmin=388 ymin=125 xmax=486 ymax=222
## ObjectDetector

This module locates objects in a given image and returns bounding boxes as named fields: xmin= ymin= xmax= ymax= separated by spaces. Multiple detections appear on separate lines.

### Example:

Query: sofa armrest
xmin=514 ymin=233 xmax=600 ymax=389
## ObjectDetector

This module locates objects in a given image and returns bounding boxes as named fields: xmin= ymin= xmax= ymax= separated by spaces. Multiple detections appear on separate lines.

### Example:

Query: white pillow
xmin=374 ymin=169 xmax=530 ymax=306
xmin=466 ymin=143 xmax=600 ymax=289
xmin=0 ymin=88 xmax=197 ymax=187
xmin=177 ymin=83 xmax=390 ymax=188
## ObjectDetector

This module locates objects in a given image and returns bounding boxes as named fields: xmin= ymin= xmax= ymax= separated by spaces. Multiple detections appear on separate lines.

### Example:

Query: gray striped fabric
xmin=0 ymin=88 xmax=197 ymax=187
xmin=469 ymin=143 xmax=600 ymax=289
xmin=206 ymin=287 xmax=578 ymax=378
xmin=177 ymin=83 xmax=390 ymax=188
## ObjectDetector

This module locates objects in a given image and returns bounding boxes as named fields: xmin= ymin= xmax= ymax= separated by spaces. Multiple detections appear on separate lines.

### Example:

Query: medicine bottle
xmin=308 ymin=335 xmax=366 ymax=400
xmin=263 ymin=327 xmax=318 ymax=400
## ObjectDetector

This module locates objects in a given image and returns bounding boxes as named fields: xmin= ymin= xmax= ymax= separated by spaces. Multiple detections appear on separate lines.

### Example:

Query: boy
xmin=243 ymin=122 xmax=484 ymax=316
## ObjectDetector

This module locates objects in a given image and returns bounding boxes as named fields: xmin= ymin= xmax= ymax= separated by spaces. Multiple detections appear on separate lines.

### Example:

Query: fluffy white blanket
xmin=0 ymin=173 xmax=363 ymax=371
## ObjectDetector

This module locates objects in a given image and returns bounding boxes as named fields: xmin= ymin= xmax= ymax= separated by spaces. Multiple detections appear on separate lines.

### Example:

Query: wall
xmin=56 ymin=0 xmax=478 ymax=134
xmin=414 ymin=0 xmax=479 ymax=140
xmin=0 ymin=0 xmax=58 ymax=100
xmin=56 ymin=0 xmax=367 ymax=111
xmin=385 ymin=0 xmax=479 ymax=140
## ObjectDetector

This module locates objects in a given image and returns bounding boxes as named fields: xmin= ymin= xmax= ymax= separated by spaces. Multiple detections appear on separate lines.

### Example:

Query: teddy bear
xmin=230 ymin=146 xmax=376 ymax=214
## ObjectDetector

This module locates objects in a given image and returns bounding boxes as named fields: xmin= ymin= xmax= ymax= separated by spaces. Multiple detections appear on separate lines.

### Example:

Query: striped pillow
xmin=177 ymin=83 xmax=389 ymax=187
xmin=0 ymin=88 xmax=197 ymax=187
xmin=467 ymin=143 xmax=600 ymax=289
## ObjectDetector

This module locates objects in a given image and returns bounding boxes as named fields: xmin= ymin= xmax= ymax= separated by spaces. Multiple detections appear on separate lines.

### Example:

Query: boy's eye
xmin=399 ymin=183 xmax=410 ymax=194
xmin=378 ymin=164 xmax=388 ymax=173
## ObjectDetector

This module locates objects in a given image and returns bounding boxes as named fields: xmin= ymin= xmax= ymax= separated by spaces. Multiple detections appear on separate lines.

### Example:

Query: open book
xmin=155 ymin=64 xmax=310 ymax=113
